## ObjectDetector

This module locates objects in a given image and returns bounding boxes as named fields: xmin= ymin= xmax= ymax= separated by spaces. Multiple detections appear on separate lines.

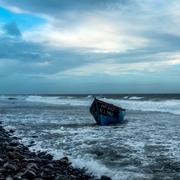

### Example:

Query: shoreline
xmin=0 ymin=122 xmax=111 ymax=180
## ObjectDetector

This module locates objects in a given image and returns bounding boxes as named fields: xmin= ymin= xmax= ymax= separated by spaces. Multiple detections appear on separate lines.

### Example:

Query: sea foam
xmin=26 ymin=95 xmax=180 ymax=115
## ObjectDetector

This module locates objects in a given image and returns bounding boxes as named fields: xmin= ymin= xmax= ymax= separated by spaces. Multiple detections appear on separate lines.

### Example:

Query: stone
xmin=0 ymin=125 xmax=95 ymax=180
xmin=45 ymin=154 xmax=53 ymax=160
xmin=45 ymin=163 xmax=54 ymax=169
xmin=23 ymin=169 xmax=37 ymax=179
xmin=55 ymin=175 xmax=68 ymax=180
xmin=25 ymin=158 xmax=37 ymax=163
xmin=27 ymin=163 xmax=39 ymax=170
xmin=3 ymin=162 xmax=17 ymax=171
xmin=69 ymin=175 xmax=77 ymax=179
xmin=37 ymin=152 xmax=46 ymax=157
xmin=40 ymin=171 xmax=48 ymax=178
xmin=2 ymin=142 xmax=9 ymax=148
xmin=59 ymin=157 xmax=69 ymax=165
xmin=14 ymin=172 xmax=23 ymax=180
xmin=6 ymin=176 xmax=13 ymax=180
xmin=32 ymin=135 xmax=38 ymax=138
xmin=0 ymin=167 xmax=6 ymax=174
xmin=9 ymin=129 xmax=15 ymax=134
xmin=9 ymin=141 xmax=19 ymax=147
xmin=7 ymin=151 xmax=24 ymax=160
xmin=6 ymin=146 xmax=15 ymax=152
xmin=0 ymin=158 xmax=4 ymax=166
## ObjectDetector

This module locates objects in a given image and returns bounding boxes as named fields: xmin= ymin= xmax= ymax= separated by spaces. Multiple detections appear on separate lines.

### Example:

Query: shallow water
xmin=0 ymin=95 xmax=180 ymax=179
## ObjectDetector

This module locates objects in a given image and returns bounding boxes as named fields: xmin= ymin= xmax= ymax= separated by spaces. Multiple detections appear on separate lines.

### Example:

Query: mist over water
xmin=0 ymin=95 xmax=180 ymax=179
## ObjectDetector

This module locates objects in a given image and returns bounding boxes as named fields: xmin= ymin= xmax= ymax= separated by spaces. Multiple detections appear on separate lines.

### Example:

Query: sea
xmin=0 ymin=94 xmax=180 ymax=180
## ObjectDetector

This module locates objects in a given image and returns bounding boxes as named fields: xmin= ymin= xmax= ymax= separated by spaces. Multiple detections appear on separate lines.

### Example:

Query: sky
xmin=0 ymin=0 xmax=180 ymax=94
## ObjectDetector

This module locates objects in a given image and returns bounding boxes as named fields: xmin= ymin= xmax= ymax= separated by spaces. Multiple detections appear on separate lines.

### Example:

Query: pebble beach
xmin=0 ymin=122 xmax=110 ymax=180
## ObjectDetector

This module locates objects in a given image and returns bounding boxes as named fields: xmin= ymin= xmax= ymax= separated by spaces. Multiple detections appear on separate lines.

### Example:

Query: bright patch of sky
xmin=0 ymin=7 xmax=46 ymax=31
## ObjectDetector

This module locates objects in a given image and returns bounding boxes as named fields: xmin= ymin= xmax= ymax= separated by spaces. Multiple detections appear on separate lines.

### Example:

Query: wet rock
xmin=40 ymin=171 xmax=52 ymax=179
xmin=32 ymin=135 xmax=38 ymax=138
xmin=0 ymin=124 xmax=95 ymax=180
xmin=6 ymin=146 xmax=15 ymax=152
xmin=54 ymin=175 xmax=68 ymax=180
xmin=5 ymin=176 xmax=13 ymax=180
xmin=0 ymin=137 xmax=7 ymax=142
xmin=7 ymin=151 xmax=24 ymax=160
xmin=27 ymin=163 xmax=39 ymax=170
xmin=9 ymin=129 xmax=15 ymax=134
xmin=39 ymin=154 xmax=53 ymax=162
xmin=28 ymin=141 xmax=35 ymax=147
xmin=23 ymin=168 xmax=37 ymax=179
xmin=0 ymin=175 xmax=6 ymax=180
xmin=30 ymin=152 xmax=36 ymax=156
xmin=0 ymin=158 xmax=4 ymax=166
xmin=0 ymin=167 xmax=6 ymax=174
xmin=45 ymin=154 xmax=53 ymax=160
xmin=37 ymin=151 xmax=46 ymax=157
xmin=45 ymin=163 xmax=54 ymax=169
xmin=26 ymin=158 xmax=41 ymax=163
xmin=22 ymin=146 xmax=29 ymax=152
xmin=3 ymin=162 xmax=17 ymax=171
xmin=12 ymin=136 xmax=19 ymax=140
xmin=69 ymin=174 xmax=78 ymax=179
xmin=14 ymin=172 xmax=23 ymax=180
xmin=59 ymin=157 xmax=69 ymax=165
xmin=9 ymin=141 xmax=19 ymax=147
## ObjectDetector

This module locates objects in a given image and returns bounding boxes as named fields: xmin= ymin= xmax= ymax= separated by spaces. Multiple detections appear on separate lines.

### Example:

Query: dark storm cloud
xmin=1 ymin=27 xmax=180 ymax=79
xmin=0 ymin=32 xmax=102 ymax=77
xmin=3 ymin=21 xmax=21 ymax=37
xmin=1 ymin=0 xmax=129 ymax=15
xmin=114 ymin=31 xmax=180 ymax=64
xmin=147 ymin=33 xmax=180 ymax=51
xmin=1 ymin=0 xmax=180 ymax=93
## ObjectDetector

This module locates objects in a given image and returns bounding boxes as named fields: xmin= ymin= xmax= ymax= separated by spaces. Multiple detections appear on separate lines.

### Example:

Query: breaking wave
xmin=26 ymin=96 xmax=91 ymax=106
xmin=106 ymin=99 xmax=180 ymax=115
xmin=128 ymin=96 xmax=144 ymax=100
xmin=26 ymin=95 xmax=180 ymax=115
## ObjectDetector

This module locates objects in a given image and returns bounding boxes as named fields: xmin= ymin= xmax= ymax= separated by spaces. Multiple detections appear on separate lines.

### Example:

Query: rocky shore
xmin=0 ymin=122 xmax=111 ymax=180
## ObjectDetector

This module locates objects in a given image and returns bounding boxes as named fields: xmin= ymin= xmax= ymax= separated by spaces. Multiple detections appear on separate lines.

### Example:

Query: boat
xmin=89 ymin=98 xmax=126 ymax=125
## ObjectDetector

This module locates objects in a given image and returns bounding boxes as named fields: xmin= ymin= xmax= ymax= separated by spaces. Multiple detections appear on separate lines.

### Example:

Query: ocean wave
xmin=105 ymin=99 xmax=180 ymax=115
xmin=26 ymin=95 xmax=90 ymax=106
xmin=25 ymin=95 xmax=180 ymax=115
xmin=128 ymin=96 xmax=144 ymax=100
xmin=0 ymin=95 xmax=25 ymax=101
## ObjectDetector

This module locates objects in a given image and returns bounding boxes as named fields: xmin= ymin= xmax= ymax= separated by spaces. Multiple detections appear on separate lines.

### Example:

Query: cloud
xmin=0 ymin=0 xmax=129 ymax=16
xmin=22 ymin=19 xmax=147 ymax=53
xmin=2 ymin=0 xmax=180 ymax=53
xmin=51 ymin=53 xmax=180 ymax=78
xmin=3 ymin=21 xmax=21 ymax=37
xmin=0 ymin=0 xmax=146 ymax=53
xmin=0 ymin=21 xmax=180 ymax=81
xmin=0 ymin=1 xmax=180 ymax=93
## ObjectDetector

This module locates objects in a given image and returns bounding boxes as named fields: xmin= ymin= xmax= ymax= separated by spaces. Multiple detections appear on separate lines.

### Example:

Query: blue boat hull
xmin=99 ymin=111 xmax=126 ymax=125
xmin=90 ymin=98 xmax=126 ymax=126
